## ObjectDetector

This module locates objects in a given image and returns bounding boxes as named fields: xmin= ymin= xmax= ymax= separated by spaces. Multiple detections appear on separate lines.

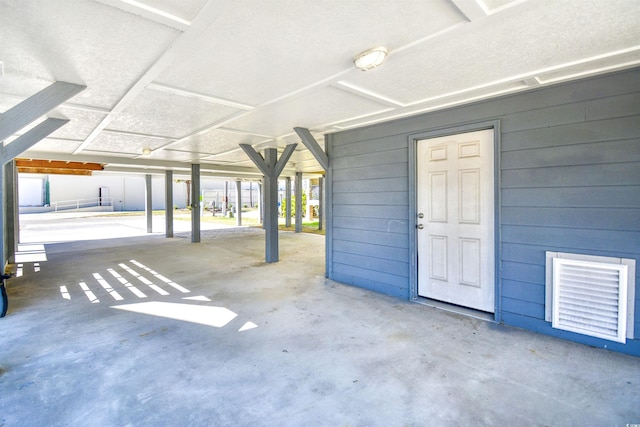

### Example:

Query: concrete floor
xmin=1 ymin=215 xmax=639 ymax=426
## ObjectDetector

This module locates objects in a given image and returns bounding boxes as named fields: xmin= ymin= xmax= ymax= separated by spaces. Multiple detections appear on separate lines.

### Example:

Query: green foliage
xmin=281 ymin=192 xmax=307 ymax=217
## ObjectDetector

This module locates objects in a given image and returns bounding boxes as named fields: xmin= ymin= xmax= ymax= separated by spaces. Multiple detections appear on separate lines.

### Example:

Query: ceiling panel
xmin=26 ymin=138 xmax=82 ymax=154
xmin=142 ymin=149 xmax=205 ymax=163
xmin=155 ymin=0 xmax=464 ymax=106
xmin=107 ymin=88 xmax=242 ymax=138
xmin=168 ymin=128 xmax=266 ymax=156
xmin=47 ymin=107 xmax=107 ymax=140
xmin=342 ymin=0 xmax=640 ymax=106
xmin=0 ymin=0 xmax=178 ymax=108
xmin=84 ymin=130 xmax=171 ymax=156
xmin=227 ymin=86 xmax=393 ymax=137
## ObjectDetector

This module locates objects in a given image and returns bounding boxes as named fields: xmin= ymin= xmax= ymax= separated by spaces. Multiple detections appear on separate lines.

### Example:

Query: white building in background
xmin=18 ymin=174 xmax=318 ymax=218
xmin=18 ymin=174 xmax=264 ymax=213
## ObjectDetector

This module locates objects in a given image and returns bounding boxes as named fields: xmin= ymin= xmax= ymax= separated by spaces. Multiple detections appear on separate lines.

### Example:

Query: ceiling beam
xmin=293 ymin=127 xmax=328 ymax=171
xmin=448 ymin=0 xmax=488 ymax=21
xmin=99 ymin=166 xmax=263 ymax=180
xmin=0 ymin=81 xmax=85 ymax=142
xmin=94 ymin=0 xmax=192 ymax=31
xmin=22 ymin=150 xmax=293 ymax=176
xmin=73 ymin=0 xmax=235 ymax=155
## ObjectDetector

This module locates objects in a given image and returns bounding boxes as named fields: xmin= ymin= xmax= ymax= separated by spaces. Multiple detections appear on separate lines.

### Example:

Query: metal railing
xmin=52 ymin=197 xmax=114 ymax=212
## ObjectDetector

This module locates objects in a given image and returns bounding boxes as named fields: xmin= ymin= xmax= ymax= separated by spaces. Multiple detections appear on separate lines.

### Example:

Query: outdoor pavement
xmin=1 ymin=213 xmax=639 ymax=426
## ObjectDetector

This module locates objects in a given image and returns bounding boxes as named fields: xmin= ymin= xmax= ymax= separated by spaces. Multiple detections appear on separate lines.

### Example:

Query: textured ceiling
xmin=0 ymin=0 xmax=639 ymax=179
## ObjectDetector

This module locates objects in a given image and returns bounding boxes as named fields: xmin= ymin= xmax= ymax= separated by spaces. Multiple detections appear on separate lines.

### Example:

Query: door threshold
xmin=415 ymin=297 xmax=496 ymax=323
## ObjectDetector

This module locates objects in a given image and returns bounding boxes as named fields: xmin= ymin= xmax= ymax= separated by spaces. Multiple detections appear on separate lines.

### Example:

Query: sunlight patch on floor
xmin=183 ymin=295 xmax=212 ymax=302
xmin=15 ymin=244 xmax=47 ymax=263
xmin=112 ymin=301 xmax=238 ymax=328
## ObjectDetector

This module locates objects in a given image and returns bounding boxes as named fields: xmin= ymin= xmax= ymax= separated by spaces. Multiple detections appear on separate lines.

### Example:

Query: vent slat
xmin=560 ymin=290 xmax=619 ymax=305
xmin=551 ymin=257 xmax=627 ymax=344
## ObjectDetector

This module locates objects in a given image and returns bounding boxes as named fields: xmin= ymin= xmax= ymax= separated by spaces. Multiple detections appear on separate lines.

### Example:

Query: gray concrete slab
xmin=1 ymin=215 xmax=639 ymax=426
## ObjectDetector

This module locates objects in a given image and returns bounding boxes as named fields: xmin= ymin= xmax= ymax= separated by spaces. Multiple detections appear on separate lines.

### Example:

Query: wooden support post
xmin=235 ymin=180 xmax=242 ymax=226
xmin=319 ymin=175 xmax=324 ymax=231
xmin=240 ymin=143 xmax=297 ymax=263
xmin=191 ymin=164 xmax=201 ymax=243
xmin=285 ymin=176 xmax=291 ymax=228
xmin=295 ymin=172 xmax=303 ymax=233
xmin=165 ymin=170 xmax=174 ymax=238
xmin=4 ymin=161 xmax=18 ymax=263
xmin=145 ymin=174 xmax=153 ymax=233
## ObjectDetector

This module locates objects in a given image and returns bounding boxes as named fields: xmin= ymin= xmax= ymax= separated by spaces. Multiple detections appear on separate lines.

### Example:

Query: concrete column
xmin=145 ymin=174 xmax=152 ymax=233
xmin=295 ymin=171 xmax=302 ymax=233
xmin=191 ymin=164 xmax=201 ymax=243
xmin=235 ymin=180 xmax=242 ymax=226
xmin=165 ymin=170 xmax=174 ymax=238
xmin=318 ymin=175 xmax=324 ymax=231
xmin=285 ymin=176 xmax=291 ymax=227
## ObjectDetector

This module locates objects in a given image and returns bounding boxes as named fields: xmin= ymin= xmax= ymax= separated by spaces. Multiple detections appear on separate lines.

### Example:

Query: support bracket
xmin=0 ymin=81 xmax=85 ymax=142
xmin=294 ymin=127 xmax=328 ymax=171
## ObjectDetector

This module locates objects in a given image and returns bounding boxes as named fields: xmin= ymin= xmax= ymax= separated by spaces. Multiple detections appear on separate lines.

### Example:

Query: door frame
xmin=408 ymin=120 xmax=502 ymax=322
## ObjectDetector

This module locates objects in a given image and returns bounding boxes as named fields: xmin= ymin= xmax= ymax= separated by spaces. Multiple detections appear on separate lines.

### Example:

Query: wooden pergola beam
xmin=16 ymin=159 xmax=104 ymax=171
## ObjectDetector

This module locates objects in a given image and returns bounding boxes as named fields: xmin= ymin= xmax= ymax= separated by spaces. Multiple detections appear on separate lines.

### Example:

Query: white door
xmin=417 ymin=129 xmax=495 ymax=312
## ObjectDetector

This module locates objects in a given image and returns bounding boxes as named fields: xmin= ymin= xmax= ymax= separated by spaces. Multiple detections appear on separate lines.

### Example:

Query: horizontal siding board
xmin=332 ymin=217 xmax=408 ymax=234
xmin=333 ymin=191 xmax=408 ymax=206
xmin=502 ymin=279 xmax=545 ymax=303
xmin=331 ymin=272 xmax=409 ymax=299
xmin=501 ymin=243 xmax=548 ymax=265
xmin=501 ymin=163 xmax=640 ymax=188
xmin=332 ymin=135 xmax=407 ymax=157
xmin=501 ymin=261 xmax=545 ymax=285
xmin=333 ymin=204 xmax=408 ymax=220
xmin=334 ymin=251 xmax=408 ymax=277
xmin=333 ymin=227 xmax=409 ymax=248
xmin=333 ymin=263 xmax=408 ymax=289
xmin=501 ymin=225 xmax=640 ymax=254
xmin=502 ymin=206 xmax=640 ymax=231
xmin=501 ymin=115 xmax=640 ymax=151
xmin=502 ymin=296 xmax=545 ymax=319
xmin=332 ymin=240 xmax=408 ymax=262
xmin=332 ymin=147 xmax=407 ymax=170
xmin=502 ymin=186 xmax=640 ymax=208
xmin=334 ymin=177 xmax=408 ymax=193
xmin=333 ymin=162 xmax=408 ymax=181
xmin=501 ymin=139 xmax=640 ymax=170
xmin=585 ymin=92 xmax=640 ymax=121
xmin=500 ymin=103 xmax=586 ymax=134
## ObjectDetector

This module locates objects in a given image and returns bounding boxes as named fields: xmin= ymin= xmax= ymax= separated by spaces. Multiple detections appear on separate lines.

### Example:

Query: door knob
xmin=417 ymin=213 xmax=424 ymax=218
xmin=416 ymin=224 xmax=424 ymax=229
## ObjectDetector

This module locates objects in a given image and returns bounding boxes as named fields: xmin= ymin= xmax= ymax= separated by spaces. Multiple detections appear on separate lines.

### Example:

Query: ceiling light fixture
xmin=142 ymin=147 xmax=152 ymax=155
xmin=353 ymin=46 xmax=388 ymax=71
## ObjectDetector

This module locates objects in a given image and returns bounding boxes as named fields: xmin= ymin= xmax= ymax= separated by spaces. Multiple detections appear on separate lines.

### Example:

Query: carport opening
xmin=16 ymin=173 xmax=325 ymax=248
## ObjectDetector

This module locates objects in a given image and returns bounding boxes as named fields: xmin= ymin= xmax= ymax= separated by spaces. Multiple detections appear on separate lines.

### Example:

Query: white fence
xmin=52 ymin=197 xmax=114 ymax=212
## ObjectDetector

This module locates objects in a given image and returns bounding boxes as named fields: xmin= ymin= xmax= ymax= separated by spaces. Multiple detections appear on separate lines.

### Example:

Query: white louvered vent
xmin=552 ymin=258 xmax=628 ymax=343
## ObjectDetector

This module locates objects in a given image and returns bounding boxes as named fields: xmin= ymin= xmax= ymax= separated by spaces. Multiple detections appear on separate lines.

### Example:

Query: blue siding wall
xmin=327 ymin=68 xmax=640 ymax=356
